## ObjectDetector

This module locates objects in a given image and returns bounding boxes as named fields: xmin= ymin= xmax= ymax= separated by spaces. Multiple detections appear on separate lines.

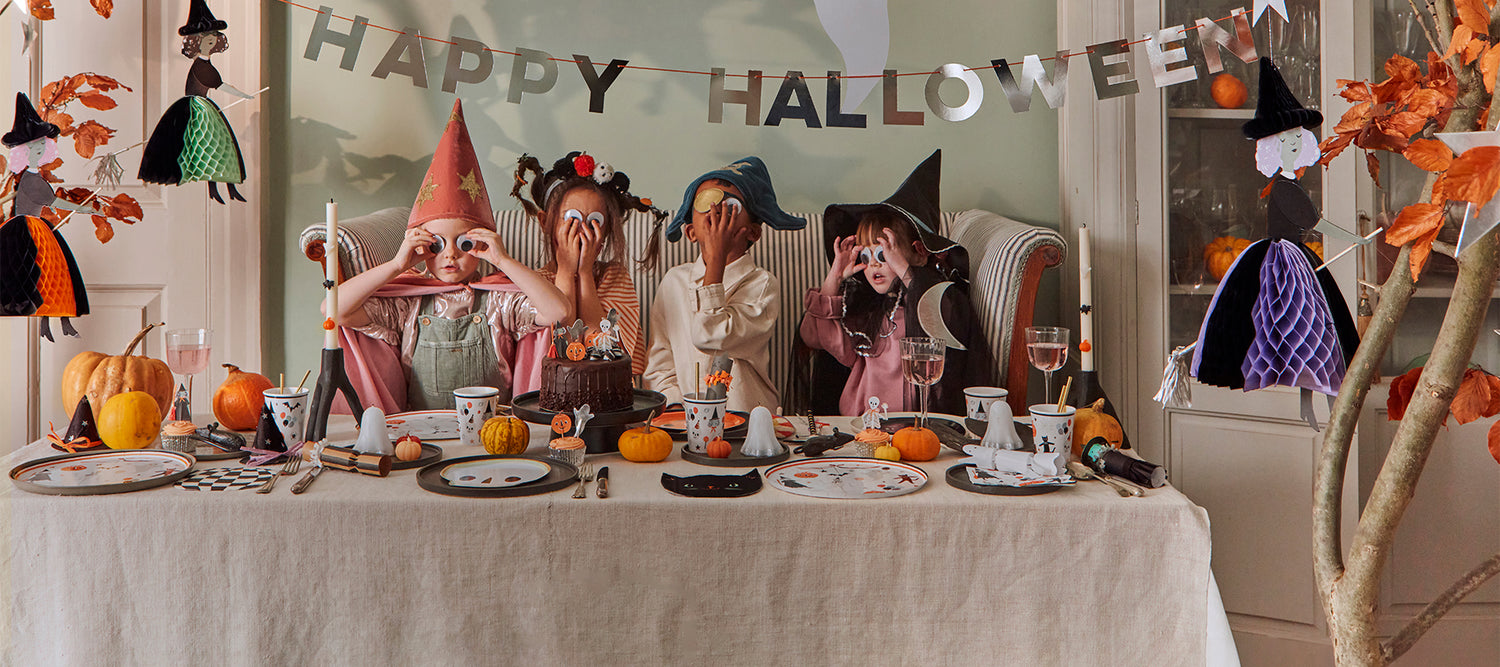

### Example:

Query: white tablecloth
xmin=2 ymin=416 xmax=1231 ymax=666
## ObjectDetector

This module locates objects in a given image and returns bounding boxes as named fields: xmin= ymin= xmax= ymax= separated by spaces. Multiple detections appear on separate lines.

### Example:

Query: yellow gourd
xmin=480 ymin=415 xmax=530 ymax=455
xmin=1072 ymin=398 xmax=1125 ymax=456
xmin=618 ymin=425 xmax=673 ymax=462
xmin=97 ymin=391 xmax=163 ymax=450
xmin=874 ymin=444 xmax=901 ymax=461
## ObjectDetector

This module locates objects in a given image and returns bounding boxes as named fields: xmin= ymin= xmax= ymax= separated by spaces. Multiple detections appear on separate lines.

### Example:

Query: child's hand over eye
xmin=878 ymin=228 xmax=912 ymax=283
xmin=697 ymin=202 xmax=751 ymax=275
xmin=821 ymin=235 xmax=867 ymax=295
xmin=578 ymin=219 xmax=604 ymax=270
xmin=393 ymin=227 xmax=435 ymax=271
xmin=464 ymin=228 xmax=510 ymax=267
xmin=555 ymin=218 xmax=582 ymax=276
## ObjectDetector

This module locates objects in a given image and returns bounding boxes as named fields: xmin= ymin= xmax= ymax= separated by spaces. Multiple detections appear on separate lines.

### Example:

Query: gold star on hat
xmin=414 ymin=176 xmax=438 ymax=207
xmin=459 ymin=170 xmax=485 ymax=203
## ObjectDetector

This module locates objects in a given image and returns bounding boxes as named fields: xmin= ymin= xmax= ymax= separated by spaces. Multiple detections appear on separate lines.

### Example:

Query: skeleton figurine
xmin=589 ymin=308 xmax=624 ymax=361
xmin=860 ymin=396 xmax=888 ymax=431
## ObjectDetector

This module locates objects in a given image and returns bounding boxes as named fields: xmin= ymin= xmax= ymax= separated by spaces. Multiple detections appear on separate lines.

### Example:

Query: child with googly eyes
xmin=329 ymin=102 xmax=569 ymax=411
xmin=511 ymin=151 xmax=666 ymax=384
xmin=643 ymin=158 xmax=807 ymax=412
xmin=792 ymin=150 xmax=990 ymax=417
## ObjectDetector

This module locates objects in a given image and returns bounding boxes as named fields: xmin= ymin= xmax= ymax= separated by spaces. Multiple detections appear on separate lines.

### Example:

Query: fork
xmin=283 ymin=448 xmax=303 ymax=476
xmin=256 ymin=451 xmax=301 ymax=494
xmin=571 ymin=463 xmax=593 ymax=499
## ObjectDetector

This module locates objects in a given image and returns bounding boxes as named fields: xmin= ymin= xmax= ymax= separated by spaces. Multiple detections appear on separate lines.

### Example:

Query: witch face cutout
xmin=1255 ymin=127 xmax=1320 ymax=178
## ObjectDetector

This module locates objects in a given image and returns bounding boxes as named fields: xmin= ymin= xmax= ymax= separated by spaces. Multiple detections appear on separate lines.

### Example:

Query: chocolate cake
xmin=538 ymin=356 xmax=634 ymax=413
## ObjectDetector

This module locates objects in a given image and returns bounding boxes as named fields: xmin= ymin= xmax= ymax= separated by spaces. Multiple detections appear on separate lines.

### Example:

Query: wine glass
xmin=899 ymin=337 xmax=945 ymax=429
xmin=165 ymin=329 xmax=212 ymax=415
xmin=1025 ymin=327 xmax=1070 ymax=403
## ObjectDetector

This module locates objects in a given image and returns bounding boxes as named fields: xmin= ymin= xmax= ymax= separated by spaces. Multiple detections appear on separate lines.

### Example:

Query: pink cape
xmin=334 ymin=274 xmax=548 ymax=414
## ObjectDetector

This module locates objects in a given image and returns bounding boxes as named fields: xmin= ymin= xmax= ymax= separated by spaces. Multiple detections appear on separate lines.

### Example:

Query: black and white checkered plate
xmin=176 ymin=467 xmax=276 ymax=491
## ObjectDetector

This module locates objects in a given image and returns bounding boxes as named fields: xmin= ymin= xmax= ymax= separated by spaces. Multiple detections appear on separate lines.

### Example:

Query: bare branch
xmin=1408 ymin=0 xmax=1442 ymax=55
xmin=1384 ymin=550 xmax=1500 ymax=662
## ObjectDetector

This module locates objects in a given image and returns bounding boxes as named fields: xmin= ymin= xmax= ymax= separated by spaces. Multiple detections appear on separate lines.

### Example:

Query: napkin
xmin=961 ymin=445 xmax=1065 ymax=477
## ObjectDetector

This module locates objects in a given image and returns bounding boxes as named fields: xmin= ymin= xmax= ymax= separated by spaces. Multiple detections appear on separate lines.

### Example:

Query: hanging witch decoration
xmin=1185 ymin=57 xmax=1369 ymax=430
xmin=138 ymin=0 xmax=251 ymax=204
xmin=0 ymin=93 xmax=92 ymax=341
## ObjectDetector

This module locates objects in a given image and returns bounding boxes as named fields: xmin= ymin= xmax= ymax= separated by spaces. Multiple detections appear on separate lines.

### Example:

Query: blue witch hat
xmin=667 ymin=157 xmax=806 ymax=242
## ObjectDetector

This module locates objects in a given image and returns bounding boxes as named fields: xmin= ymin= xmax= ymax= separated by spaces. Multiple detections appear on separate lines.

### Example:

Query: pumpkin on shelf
xmin=61 ymin=323 xmax=174 ymax=421
xmin=480 ymin=413 xmax=530 ymax=455
xmin=1306 ymin=241 xmax=1324 ymax=261
xmin=1072 ymin=398 xmax=1125 ymax=457
xmin=97 ymin=391 xmax=163 ymax=450
xmin=892 ymin=426 xmax=940 ymax=462
xmin=1203 ymin=236 xmax=1251 ymax=281
xmin=618 ymin=424 xmax=673 ymax=462
xmin=212 ymin=364 xmax=274 ymax=431
xmin=1210 ymin=73 xmax=1248 ymax=109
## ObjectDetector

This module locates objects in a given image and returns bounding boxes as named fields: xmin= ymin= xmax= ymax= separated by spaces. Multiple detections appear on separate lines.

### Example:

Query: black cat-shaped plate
xmin=680 ymin=442 xmax=789 ymax=468
xmin=416 ymin=454 xmax=577 ymax=497
xmin=944 ymin=464 xmax=1067 ymax=496
xmin=661 ymin=469 xmax=762 ymax=497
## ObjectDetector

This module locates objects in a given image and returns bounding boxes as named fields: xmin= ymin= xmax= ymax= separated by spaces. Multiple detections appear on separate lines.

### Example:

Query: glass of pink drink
xmin=1024 ymin=326 xmax=1070 ymax=403
xmin=165 ymin=328 xmax=212 ymax=408
xmin=899 ymin=337 xmax=945 ymax=429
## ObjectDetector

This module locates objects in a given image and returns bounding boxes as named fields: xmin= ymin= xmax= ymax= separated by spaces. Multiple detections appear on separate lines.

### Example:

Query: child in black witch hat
xmin=1 ymin=93 xmax=92 ymax=340
xmin=138 ymin=0 xmax=253 ymax=204
xmin=793 ymin=150 xmax=990 ymax=416
xmin=1190 ymin=57 xmax=1366 ymax=429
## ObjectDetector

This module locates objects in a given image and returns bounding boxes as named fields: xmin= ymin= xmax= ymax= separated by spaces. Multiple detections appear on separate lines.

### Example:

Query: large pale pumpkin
xmin=61 ymin=323 xmax=174 ymax=421
xmin=1203 ymin=237 xmax=1251 ymax=281
xmin=97 ymin=391 xmax=163 ymax=450
xmin=213 ymin=364 xmax=274 ymax=431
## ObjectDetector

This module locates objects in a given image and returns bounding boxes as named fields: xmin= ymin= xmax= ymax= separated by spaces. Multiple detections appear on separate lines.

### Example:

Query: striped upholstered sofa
xmin=300 ymin=208 xmax=1064 ymax=416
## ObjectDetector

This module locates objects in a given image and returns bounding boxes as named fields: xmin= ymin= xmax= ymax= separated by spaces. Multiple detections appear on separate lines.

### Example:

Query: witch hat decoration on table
xmin=2 ymin=93 xmax=90 ymax=341
xmin=138 ymin=0 xmax=252 ymax=204
xmin=1183 ymin=57 xmax=1360 ymax=430
xmin=252 ymin=404 xmax=287 ymax=453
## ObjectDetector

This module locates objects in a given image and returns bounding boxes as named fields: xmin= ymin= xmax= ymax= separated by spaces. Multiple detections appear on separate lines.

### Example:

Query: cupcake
xmin=854 ymin=428 xmax=890 ymax=457
xmin=161 ymin=421 xmax=197 ymax=453
xmin=548 ymin=436 xmax=585 ymax=468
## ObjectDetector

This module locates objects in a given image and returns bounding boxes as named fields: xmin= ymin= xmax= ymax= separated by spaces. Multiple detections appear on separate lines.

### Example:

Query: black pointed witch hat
xmin=3 ymin=93 xmax=60 ymax=148
xmin=179 ymin=0 xmax=228 ymax=37
xmin=1242 ymin=57 xmax=1323 ymax=140
xmin=822 ymin=149 xmax=959 ymax=265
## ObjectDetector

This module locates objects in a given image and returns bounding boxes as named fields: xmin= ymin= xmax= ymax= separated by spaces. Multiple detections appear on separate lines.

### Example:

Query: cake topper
xmin=588 ymin=308 xmax=624 ymax=360
xmin=860 ymin=396 xmax=889 ymax=431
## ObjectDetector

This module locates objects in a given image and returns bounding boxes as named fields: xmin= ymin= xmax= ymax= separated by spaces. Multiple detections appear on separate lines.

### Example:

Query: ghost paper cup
xmin=454 ymin=386 xmax=501 ymax=448
xmin=1028 ymin=404 xmax=1077 ymax=464
xmin=682 ymin=392 xmax=729 ymax=454
xmin=963 ymin=387 xmax=1009 ymax=421
xmin=264 ymin=387 xmax=310 ymax=451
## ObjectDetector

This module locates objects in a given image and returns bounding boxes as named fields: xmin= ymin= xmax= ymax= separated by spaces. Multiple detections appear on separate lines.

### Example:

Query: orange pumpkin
xmin=481 ymin=414 xmax=530 ymax=455
xmin=893 ymin=426 xmax=941 ymax=462
xmin=1204 ymin=236 xmax=1251 ymax=281
xmin=1210 ymin=73 xmax=1248 ymax=109
xmin=61 ymin=323 xmax=174 ymax=421
xmin=97 ymin=391 xmax=163 ymax=450
xmin=212 ymin=364 xmax=274 ymax=431
xmin=706 ymin=438 xmax=733 ymax=458
xmin=1072 ymin=398 xmax=1125 ymax=457
xmin=619 ymin=425 xmax=673 ymax=462
xmin=1306 ymin=241 xmax=1324 ymax=261
xmin=395 ymin=436 xmax=424 ymax=461
xmin=566 ymin=341 xmax=586 ymax=361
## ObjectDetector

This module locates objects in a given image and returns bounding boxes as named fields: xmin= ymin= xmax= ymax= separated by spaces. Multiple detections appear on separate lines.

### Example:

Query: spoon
xmin=1068 ymin=461 xmax=1138 ymax=497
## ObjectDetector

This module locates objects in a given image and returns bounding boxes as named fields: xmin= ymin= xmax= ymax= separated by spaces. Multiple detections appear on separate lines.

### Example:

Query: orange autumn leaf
xmin=91 ymin=216 xmax=114 ymax=244
xmin=27 ymin=0 xmax=54 ymax=20
xmin=1381 ymin=111 xmax=1430 ymax=138
xmin=1486 ymin=374 xmax=1500 ymax=416
xmin=1447 ymin=24 xmax=1475 ymax=59
xmin=1407 ymin=89 xmax=1450 ymax=118
xmin=1487 ymin=421 xmax=1500 ymax=466
xmin=1457 ymin=0 xmax=1492 ymax=36
xmin=1482 ymin=44 xmax=1500 ymax=93
xmin=1367 ymin=152 xmax=1382 ymax=185
xmin=1432 ymin=173 xmax=1450 ymax=206
xmin=1403 ymin=138 xmax=1455 ymax=172
xmin=90 ymin=0 xmax=113 ymax=19
xmin=1408 ymin=222 xmax=1445 ymax=280
xmin=1336 ymin=79 xmax=1373 ymax=103
xmin=1319 ymin=133 xmax=1357 ymax=166
xmin=70 ymin=121 xmax=113 ymax=159
xmin=1466 ymin=37 xmax=1488 ymax=65
xmin=1385 ymin=54 xmax=1423 ymax=82
xmin=1451 ymin=369 xmax=1493 ymax=424
xmin=1444 ymin=146 xmax=1500 ymax=207
xmin=1334 ymin=102 xmax=1373 ymax=134
xmin=76 ymin=91 xmax=117 ymax=111
xmin=1386 ymin=203 xmax=1446 ymax=246
xmin=1388 ymin=367 xmax=1422 ymax=421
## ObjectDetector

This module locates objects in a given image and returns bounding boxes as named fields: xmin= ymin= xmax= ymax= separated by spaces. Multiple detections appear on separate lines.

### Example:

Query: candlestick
xmin=325 ymin=198 xmax=340 ymax=349
xmin=1077 ymin=224 xmax=1095 ymax=372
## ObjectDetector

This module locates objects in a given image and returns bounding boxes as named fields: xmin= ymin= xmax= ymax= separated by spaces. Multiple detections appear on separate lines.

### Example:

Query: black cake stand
xmin=511 ymin=389 xmax=666 ymax=454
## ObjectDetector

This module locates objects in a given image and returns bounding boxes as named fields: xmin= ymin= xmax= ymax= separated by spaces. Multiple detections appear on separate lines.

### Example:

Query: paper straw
xmin=1056 ymin=376 xmax=1074 ymax=411
xmin=296 ymin=370 xmax=312 ymax=392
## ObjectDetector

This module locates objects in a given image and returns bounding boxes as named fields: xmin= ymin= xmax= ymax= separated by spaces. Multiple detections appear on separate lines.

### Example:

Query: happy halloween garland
xmin=289 ymin=0 xmax=1290 ymax=127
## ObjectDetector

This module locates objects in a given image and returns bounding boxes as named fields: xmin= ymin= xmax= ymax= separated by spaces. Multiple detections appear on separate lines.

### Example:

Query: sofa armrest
xmin=949 ymin=210 xmax=1066 ymax=416
xmin=298 ymin=206 xmax=412 ymax=280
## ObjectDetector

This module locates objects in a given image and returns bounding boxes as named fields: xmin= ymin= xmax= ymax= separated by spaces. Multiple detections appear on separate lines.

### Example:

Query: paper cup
xmin=963 ymin=387 xmax=1009 ymax=421
xmin=682 ymin=392 xmax=729 ymax=454
xmin=264 ymin=387 xmax=310 ymax=451
xmin=455 ymin=386 xmax=501 ymax=448
xmin=1028 ymin=404 xmax=1077 ymax=463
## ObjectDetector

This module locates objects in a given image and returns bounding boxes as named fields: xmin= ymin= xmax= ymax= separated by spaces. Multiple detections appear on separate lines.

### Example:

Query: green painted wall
xmin=264 ymin=0 xmax=1060 ymax=378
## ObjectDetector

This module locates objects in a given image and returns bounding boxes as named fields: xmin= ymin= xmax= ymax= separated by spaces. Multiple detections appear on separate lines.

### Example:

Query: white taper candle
xmin=1078 ymin=224 xmax=1095 ymax=372
xmin=325 ymin=198 xmax=340 ymax=349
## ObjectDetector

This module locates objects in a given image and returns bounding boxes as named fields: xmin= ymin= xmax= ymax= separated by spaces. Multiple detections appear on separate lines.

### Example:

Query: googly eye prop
xmin=692 ymin=188 xmax=745 ymax=214
xmin=858 ymin=245 xmax=888 ymax=266
xmin=426 ymin=233 xmax=484 ymax=255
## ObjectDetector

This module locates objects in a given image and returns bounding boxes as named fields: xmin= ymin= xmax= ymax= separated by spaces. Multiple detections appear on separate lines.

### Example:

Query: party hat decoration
xmin=408 ymin=100 xmax=495 ymax=230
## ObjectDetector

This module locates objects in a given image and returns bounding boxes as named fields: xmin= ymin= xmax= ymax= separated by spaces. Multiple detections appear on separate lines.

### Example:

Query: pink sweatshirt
xmin=799 ymin=289 xmax=908 ymax=416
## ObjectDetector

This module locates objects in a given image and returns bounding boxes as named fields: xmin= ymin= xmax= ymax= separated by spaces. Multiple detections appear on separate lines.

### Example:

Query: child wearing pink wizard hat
xmin=330 ymin=100 xmax=569 ymax=411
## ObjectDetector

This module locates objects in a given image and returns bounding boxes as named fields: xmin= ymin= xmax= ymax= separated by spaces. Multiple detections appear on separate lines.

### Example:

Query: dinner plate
xmin=944 ymin=464 xmax=1069 ymax=496
xmin=386 ymin=410 xmax=460 ymax=440
xmin=389 ymin=443 xmax=444 ymax=471
xmin=417 ymin=455 xmax=578 ymax=498
xmin=11 ymin=449 xmax=196 ymax=496
xmin=651 ymin=410 xmax=748 ymax=434
xmin=764 ymin=457 xmax=928 ymax=499
xmin=680 ymin=442 xmax=790 ymax=468
xmin=441 ymin=458 xmax=550 ymax=488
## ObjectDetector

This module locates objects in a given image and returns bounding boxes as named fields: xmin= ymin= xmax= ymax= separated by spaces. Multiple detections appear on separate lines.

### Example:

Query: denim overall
xmin=406 ymin=292 xmax=503 ymax=410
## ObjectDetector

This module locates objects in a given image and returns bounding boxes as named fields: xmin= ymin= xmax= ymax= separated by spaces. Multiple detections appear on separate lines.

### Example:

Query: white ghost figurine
xmin=354 ymin=406 xmax=394 ymax=456
xmin=980 ymin=400 xmax=1024 ymax=450
xmin=740 ymin=406 xmax=784 ymax=457
xmin=592 ymin=162 xmax=615 ymax=184
xmin=961 ymin=445 xmax=1064 ymax=477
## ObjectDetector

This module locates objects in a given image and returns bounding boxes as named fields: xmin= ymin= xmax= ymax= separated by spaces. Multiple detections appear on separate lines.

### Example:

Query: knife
xmin=291 ymin=466 xmax=323 ymax=494
xmin=596 ymin=466 xmax=610 ymax=498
